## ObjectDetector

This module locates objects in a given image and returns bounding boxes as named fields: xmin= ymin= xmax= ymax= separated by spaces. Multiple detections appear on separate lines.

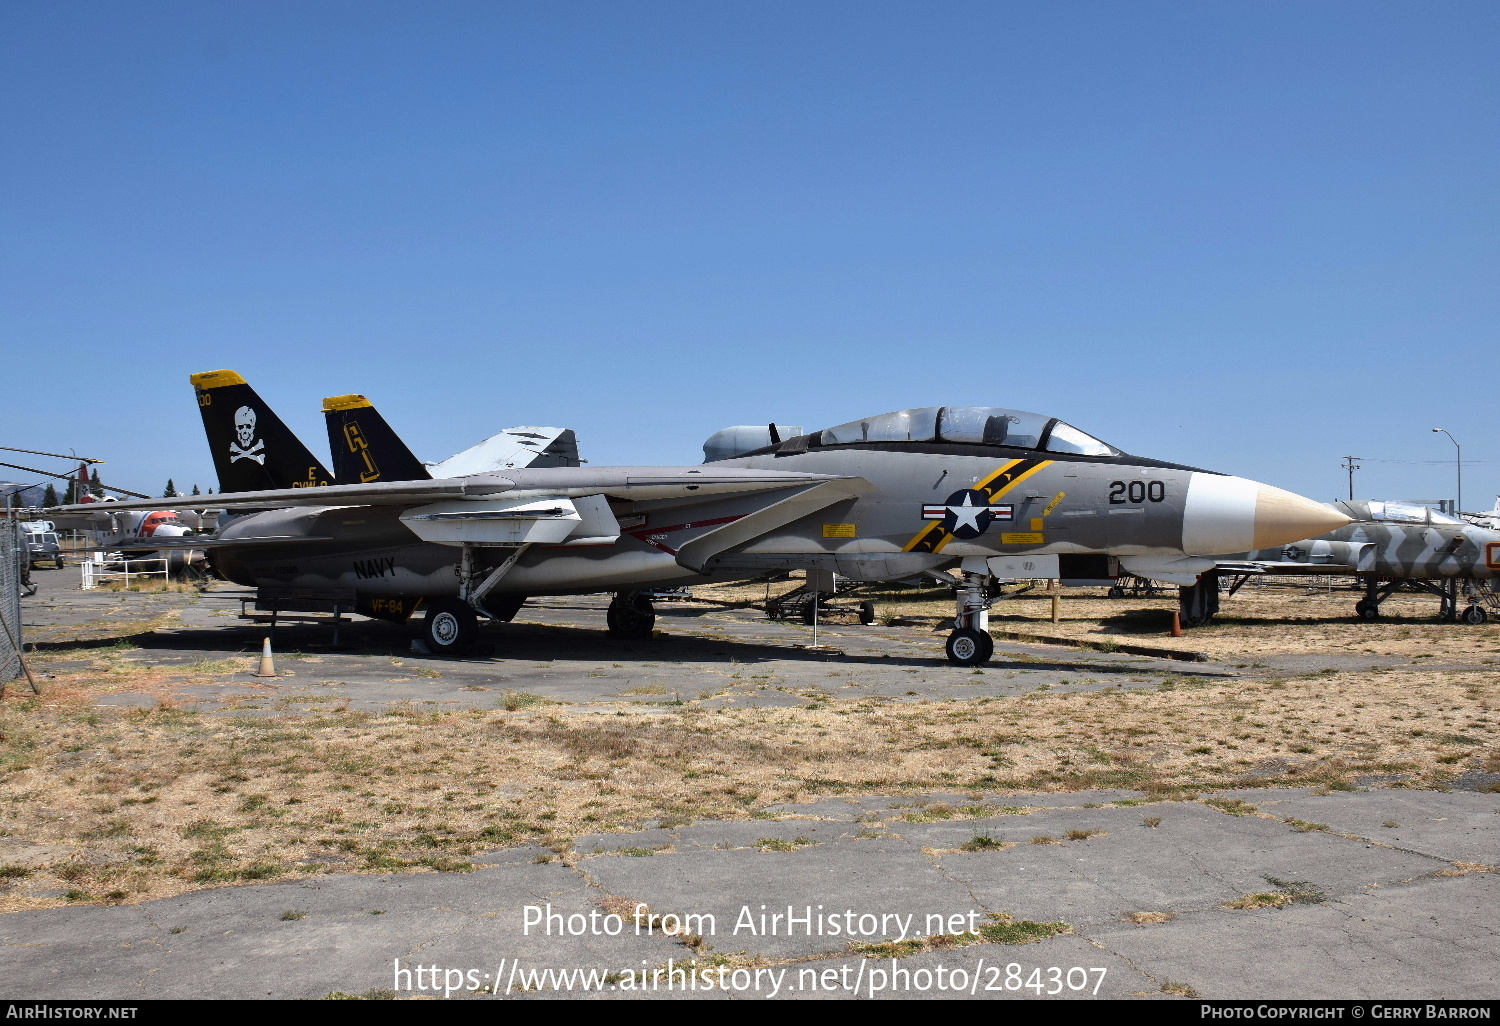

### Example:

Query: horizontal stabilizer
xmin=429 ymin=427 xmax=582 ymax=477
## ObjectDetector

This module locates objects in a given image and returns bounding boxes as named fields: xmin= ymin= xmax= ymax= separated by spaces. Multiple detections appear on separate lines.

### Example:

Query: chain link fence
xmin=1 ymin=518 xmax=22 ymax=680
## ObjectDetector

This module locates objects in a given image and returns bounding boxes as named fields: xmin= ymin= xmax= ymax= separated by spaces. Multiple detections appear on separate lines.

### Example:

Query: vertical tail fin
xmin=190 ymin=370 xmax=333 ymax=492
xmin=321 ymin=395 xmax=432 ymax=484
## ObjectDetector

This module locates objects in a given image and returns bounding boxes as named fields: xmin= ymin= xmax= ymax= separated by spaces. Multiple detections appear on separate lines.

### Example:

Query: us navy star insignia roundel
xmin=921 ymin=490 xmax=1013 ymax=539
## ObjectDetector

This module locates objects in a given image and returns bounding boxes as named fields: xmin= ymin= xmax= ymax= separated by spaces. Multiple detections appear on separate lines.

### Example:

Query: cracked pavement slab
xmin=2 ymin=789 xmax=1495 ymax=999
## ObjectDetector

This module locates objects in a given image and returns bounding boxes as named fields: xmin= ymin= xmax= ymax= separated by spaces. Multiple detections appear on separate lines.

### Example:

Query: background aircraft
xmin=1196 ymin=499 xmax=1500 ymax=626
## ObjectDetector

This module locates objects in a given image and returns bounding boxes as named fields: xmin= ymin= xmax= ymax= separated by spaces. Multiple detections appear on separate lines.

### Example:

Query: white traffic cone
xmin=253 ymin=636 xmax=277 ymax=678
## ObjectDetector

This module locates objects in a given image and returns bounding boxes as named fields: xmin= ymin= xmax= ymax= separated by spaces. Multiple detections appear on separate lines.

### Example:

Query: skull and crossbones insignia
xmin=229 ymin=406 xmax=266 ymax=464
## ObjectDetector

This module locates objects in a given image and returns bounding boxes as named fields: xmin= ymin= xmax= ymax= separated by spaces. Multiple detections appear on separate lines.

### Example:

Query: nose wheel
xmin=945 ymin=627 xmax=994 ymax=667
xmin=943 ymin=567 xmax=995 ymax=665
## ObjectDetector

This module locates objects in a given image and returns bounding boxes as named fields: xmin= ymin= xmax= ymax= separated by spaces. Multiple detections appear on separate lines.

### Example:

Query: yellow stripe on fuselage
xmin=902 ymin=458 xmax=1055 ymax=554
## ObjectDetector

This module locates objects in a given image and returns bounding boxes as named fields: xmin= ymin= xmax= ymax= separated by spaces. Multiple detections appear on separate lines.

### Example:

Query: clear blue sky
xmin=3 ymin=1 xmax=1496 ymax=505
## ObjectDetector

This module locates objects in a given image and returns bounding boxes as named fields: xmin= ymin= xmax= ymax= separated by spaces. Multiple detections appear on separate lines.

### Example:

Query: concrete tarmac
xmin=2 ymin=787 xmax=1495 ymax=1000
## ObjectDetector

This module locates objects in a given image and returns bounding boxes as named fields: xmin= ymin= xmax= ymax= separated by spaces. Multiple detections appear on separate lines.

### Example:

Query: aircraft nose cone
xmin=1183 ymin=474 xmax=1351 ymax=555
xmin=1250 ymin=484 xmax=1351 ymax=549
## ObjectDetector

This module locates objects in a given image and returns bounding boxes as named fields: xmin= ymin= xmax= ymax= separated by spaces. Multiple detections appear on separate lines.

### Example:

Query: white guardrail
xmin=81 ymin=554 xmax=169 ymax=590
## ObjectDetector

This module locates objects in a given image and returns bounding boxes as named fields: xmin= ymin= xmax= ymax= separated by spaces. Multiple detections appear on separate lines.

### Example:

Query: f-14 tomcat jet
xmin=58 ymin=373 xmax=1348 ymax=665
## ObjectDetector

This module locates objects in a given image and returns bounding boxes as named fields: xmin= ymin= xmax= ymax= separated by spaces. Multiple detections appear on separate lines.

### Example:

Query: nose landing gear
xmin=945 ymin=569 xmax=995 ymax=666
xmin=946 ymin=627 xmax=993 ymax=666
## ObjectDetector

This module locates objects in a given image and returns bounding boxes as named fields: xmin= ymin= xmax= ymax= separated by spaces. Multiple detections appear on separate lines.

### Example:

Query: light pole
xmin=1432 ymin=428 xmax=1462 ymax=514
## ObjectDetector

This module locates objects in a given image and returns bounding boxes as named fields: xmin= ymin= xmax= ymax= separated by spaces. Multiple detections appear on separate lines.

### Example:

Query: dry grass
xmin=19 ymin=611 xmax=187 ymax=651
xmin=88 ymin=580 xmax=204 ymax=595
xmin=3 ymin=583 xmax=1497 ymax=912
xmin=1225 ymin=892 xmax=1295 ymax=910
xmin=2 ymin=640 xmax=1496 ymax=912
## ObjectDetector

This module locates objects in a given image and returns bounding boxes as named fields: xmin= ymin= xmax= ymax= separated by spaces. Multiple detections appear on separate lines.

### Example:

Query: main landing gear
xmin=421 ymin=597 xmax=478 ymax=655
xmin=607 ymin=590 xmax=656 ymax=640
xmin=945 ymin=569 xmax=995 ymax=666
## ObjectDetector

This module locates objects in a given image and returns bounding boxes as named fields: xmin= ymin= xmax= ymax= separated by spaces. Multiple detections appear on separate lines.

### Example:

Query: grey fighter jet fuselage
xmin=66 ymin=387 xmax=1349 ymax=664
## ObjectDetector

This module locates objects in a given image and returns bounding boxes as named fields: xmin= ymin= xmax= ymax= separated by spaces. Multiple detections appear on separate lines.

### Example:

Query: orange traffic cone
xmin=253 ymin=636 xmax=277 ymax=678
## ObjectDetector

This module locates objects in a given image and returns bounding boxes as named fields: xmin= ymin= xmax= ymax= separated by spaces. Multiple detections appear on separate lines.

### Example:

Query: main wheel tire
xmin=422 ymin=598 xmax=477 ymax=655
xmin=945 ymin=627 xmax=994 ymax=666
xmin=859 ymin=600 xmax=876 ymax=625
xmin=607 ymin=592 xmax=656 ymax=639
xmin=1107 ymin=586 xmax=1124 ymax=599
xmin=801 ymin=601 xmax=818 ymax=625
xmin=1462 ymin=605 xmax=1487 ymax=625
xmin=1355 ymin=600 xmax=1380 ymax=621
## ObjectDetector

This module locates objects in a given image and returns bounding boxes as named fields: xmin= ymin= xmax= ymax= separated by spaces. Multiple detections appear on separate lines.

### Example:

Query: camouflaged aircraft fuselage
xmin=1238 ymin=500 xmax=1500 ymax=579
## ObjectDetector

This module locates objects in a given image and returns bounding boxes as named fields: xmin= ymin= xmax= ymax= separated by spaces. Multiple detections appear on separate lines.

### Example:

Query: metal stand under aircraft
xmin=606 ymin=590 xmax=656 ymax=639
xmin=765 ymin=574 xmax=877 ymax=626
xmin=1354 ymin=576 xmax=1491 ymax=625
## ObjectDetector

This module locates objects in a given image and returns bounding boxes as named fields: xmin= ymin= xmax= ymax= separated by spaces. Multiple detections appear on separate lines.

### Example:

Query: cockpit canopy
xmin=809 ymin=406 xmax=1120 ymax=456
xmin=1345 ymin=500 xmax=1465 ymax=526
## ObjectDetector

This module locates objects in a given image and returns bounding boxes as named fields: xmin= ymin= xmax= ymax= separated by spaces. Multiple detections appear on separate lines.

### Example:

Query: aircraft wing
xmin=54 ymin=477 xmax=515 ymax=513
xmin=1204 ymin=561 xmax=1269 ymax=575
xmin=1207 ymin=538 xmax=1372 ymax=577
xmin=54 ymin=467 xmax=871 ymax=564
xmin=1212 ymin=559 xmax=1358 ymax=575
xmin=52 ymin=467 xmax=862 ymax=513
